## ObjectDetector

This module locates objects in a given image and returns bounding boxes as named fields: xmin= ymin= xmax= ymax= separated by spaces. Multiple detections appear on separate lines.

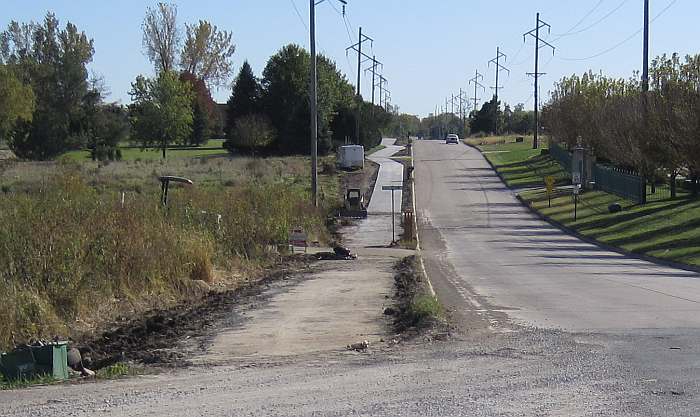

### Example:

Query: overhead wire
xmin=289 ymin=0 xmax=309 ymax=31
xmin=557 ymin=0 xmax=678 ymax=62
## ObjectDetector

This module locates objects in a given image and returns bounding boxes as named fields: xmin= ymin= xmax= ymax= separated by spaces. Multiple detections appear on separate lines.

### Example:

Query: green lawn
xmin=474 ymin=135 xmax=700 ymax=268
xmin=62 ymin=139 xmax=228 ymax=161
xmin=521 ymin=188 xmax=700 ymax=267
xmin=468 ymin=135 xmax=569 ymax=188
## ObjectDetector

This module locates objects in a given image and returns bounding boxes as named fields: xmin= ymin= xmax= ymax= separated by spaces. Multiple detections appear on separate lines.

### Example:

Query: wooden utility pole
xmin=524 ymin=13 xmax=555 ymax=149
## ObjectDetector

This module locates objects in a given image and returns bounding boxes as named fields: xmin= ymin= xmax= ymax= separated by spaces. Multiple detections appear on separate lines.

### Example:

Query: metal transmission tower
xmin=488 ymin=47 xmax=510 ymax=134
xmin=377 ymin=75 xmax=388 ymax=110
xmin=469 ymin=70 xmax=486 ymax=113
xmin=524 ymin=13 xmax=555 ymax=149
xmin=363 ymin=55 xmax=383 ymax=106
xmin=309 ymin=0 xmax=348 ymax=207
xmin=346 ymin=27 xmax=374 ymax=144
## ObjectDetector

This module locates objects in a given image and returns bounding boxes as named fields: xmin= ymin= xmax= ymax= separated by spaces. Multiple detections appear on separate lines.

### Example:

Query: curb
xmin=469 ymin=141 xmax=700 ymax=276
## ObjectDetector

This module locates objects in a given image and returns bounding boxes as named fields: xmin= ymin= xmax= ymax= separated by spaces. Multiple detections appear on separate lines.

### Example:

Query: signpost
xmin=382 ymin=184 xmax=402 ymax=244
xmin=544 ymin=176 xmax=555 ymax=208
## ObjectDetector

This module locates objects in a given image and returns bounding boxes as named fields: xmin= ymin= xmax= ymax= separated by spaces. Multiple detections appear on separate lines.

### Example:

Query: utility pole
xmin=309 ymin=0 xmax=347 ymax=207
xmin=346 ymin=27 xmax=373 ymax=145
xmin=488 ymin=47 xmax=509 ymax=135
xmin=469 ymin=70 xmax=485 ymax=114
xmin=378 ymin=75 xmax=387 ymax=110
xmin=524 ymin=13 xmax=555 ymax=149
xmin=642 ymin=0 xmax=650 ymax=93
xmin=364 ymin=56 xmax=383 ymax=106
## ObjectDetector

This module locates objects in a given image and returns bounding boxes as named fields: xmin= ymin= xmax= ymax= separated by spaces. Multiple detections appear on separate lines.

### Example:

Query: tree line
xmin=542 ymin=53 xmax=700 ymax=196
xmin=0 ymin=3 xmax=388 ymax=161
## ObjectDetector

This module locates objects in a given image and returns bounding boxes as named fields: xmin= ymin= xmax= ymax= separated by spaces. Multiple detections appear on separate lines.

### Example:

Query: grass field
xmin=62 ymin=139 xmax=229 ymax=162
xmin=466 ymin=135 xmax=569 ymax=188
xmin=473 ymin=135 xmax=700 ymax=268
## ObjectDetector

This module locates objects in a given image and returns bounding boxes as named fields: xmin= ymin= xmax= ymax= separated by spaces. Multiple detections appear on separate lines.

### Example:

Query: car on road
xmin=445 ymin=134 xmax=459 ymax=144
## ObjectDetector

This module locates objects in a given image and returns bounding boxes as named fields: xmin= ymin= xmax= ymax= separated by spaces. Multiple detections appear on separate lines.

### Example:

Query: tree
xmin=0 ymin=65 xmax=34 ymax=143
xmin=469 ymin=97 xmax=500 ymax=135
xmin=180 ymin=71 xmax=217 ymax=145
xmin=180 ymin=20 xmax=235 ymax=87
xmin=260 ymin=44 xmax=354 ymax=154
xmin=226 ymin=61 xmax=260 ymax=138
xmin=1 ymin=13 xmax=97 ymax=159
xmin=128 ymin=71 xmax=193 ymax=158
xmin=91 ymin=104 xmax=130 ymax=161
xmin=226 ymin=114 xmax=276 ymax=155
xmin=142 ymin=2 xmax=179 ymax=73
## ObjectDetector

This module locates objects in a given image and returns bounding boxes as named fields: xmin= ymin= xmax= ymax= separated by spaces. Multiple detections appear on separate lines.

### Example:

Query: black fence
xmin=592 ymin=164 xmax=645 ymax=203
xmin=549 ymin=142 xmax=646 ymax=204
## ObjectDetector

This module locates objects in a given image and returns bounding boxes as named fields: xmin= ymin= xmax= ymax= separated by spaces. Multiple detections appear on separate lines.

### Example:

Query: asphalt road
xmin=414 ymin=139 xmax=700 ymax=406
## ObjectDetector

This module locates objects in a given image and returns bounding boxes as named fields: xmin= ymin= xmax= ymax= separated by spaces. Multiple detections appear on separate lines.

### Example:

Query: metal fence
xmin=549 ymin=142 xmax=572 ymax=170
xmin=592 ymin=164 xmax=645 ymax=203
xmin=549 ymin=142 xmax=646 ymax=204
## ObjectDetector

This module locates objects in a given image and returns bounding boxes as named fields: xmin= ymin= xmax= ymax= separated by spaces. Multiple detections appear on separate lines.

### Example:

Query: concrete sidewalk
xmin=343 ymin=138 xmax=405 ymax=248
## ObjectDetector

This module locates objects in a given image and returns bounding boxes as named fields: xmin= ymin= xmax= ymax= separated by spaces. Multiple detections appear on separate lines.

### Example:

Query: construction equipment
xmin=339 ymin=188 xmax=368 ymax=218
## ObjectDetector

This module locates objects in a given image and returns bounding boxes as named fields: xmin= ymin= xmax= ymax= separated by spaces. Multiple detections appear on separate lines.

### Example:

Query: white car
xmin=446 ymin=134 xmax=459 ymax=144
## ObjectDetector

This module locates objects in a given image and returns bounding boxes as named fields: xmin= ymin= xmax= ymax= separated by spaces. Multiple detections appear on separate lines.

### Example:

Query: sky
xmin=2 ymin=0 xmax=696 ymax=118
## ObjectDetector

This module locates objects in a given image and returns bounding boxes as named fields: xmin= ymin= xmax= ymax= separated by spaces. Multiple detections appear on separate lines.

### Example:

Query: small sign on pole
xmin=544 ymin=176 xmax=555 ymax=208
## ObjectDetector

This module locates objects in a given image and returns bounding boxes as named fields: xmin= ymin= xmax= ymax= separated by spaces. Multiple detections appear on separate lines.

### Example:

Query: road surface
xmin=414 ymin=139 xmax=700 ymax=402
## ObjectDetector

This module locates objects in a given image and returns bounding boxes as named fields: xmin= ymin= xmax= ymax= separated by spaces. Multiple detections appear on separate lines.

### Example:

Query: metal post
xmin=309 ymin=0 xmax=318 ymax=207
xmin=391 ymin=188 xmax=395 ymax=243
xmin=534 ymin=13 xmax=540 ymax=149
xmin=371 ymin=55 xmax=377 ymax=106
xmin=356 ymin=26 xmax=362 ymax=145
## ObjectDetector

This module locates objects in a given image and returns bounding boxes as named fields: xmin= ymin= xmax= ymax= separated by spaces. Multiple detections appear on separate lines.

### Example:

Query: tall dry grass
xmin=0 ymin=165 xmax=327 ymax=350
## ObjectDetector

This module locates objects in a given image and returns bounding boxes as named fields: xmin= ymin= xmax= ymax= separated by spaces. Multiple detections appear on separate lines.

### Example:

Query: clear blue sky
xmin=2 ymin=0 xmax=694 ymax=117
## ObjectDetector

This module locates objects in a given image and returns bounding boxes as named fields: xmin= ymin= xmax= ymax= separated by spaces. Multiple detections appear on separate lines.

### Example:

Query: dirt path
xmin=199 ymin=247 xmax=414 ymax=363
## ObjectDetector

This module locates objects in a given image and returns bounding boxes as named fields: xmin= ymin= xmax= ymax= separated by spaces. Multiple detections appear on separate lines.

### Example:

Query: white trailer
xmin=338 ymin=145 xmax=365 ymax=170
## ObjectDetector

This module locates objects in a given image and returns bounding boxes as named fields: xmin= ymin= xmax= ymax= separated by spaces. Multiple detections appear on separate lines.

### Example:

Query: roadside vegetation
xmin=468 ymin=135 xmax=569 ymax=188
xmin=473 ymin=135 xmax=700 ymax=269
xmin=393 ymin=256 xmax=443 ymax=331
xmin=0 ymin=156 xmax=339 ymax=352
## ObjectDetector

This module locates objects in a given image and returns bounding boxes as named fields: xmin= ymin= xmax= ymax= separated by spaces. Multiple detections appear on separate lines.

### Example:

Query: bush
xmin=224 ymin=114 xmax=275 ymax=155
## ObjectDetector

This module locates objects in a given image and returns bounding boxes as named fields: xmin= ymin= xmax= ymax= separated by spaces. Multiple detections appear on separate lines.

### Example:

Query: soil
xmin=75 ymin=257 xmax=314 ymax=370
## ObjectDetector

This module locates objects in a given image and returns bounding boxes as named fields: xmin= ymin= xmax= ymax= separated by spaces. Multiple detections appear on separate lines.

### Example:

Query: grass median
xmin=471 ymin=135 xmax=700 ymax=269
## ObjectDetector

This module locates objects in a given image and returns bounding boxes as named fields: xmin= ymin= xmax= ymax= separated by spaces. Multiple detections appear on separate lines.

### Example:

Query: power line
xmin=289 ymin=0 xmax=309 ymax=31
xmin=554 ymin=0 xmax=631 ymax=39
xmin=552 ymin=0 xmax=606 ymax=38
xmin=556 ymin=0 xmax=677 ymax=62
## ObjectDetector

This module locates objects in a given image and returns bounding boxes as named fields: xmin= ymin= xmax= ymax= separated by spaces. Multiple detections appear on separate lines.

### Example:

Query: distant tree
xmin=91 ymin=104 xmax=130 ymax=161
xmin=1 ymin=13 xmax=97 ymax=159
xmin=142 ymin=3 xmax=180 ymax=73
xmin=225 ymin=61 xmax=260 ymax=139
xmin=226 ymin=114 xmax=276 ymax=155
xmin=128 ymin=71 xmax=193 ymax=158
xmin=469 ymin=97 xmax=500 ymax=135
xmin=180 ymin=20 xmax=235 ymax=87
xmin=0 ymin=65 xmax=34 ymax=143
xmin=180 ymin=71 xmax=217 ymax=145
